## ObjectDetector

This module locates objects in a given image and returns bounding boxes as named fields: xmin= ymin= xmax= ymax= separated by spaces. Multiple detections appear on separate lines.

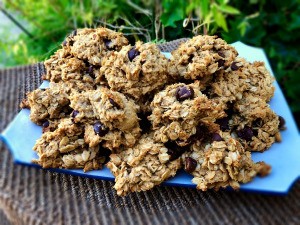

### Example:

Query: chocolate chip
xmin=72 ymin=29 xmax=77 ymax=36
xmin=195 ymin=125 xmax=209 ymax=141
xmin=103 ymin=38 xmax=114 ymax=50
xmin=278 ymin=116 xmax=286 ymax=130
xmin=62 ymin=40 xmax=67 ymax=46
xmin=165 ymin=141 xmax=188 ymax=161
xmin=216 ymin=117 xmax=230 ymax=131
xmin=71 ymin=110 xmax=79 ymax=118
xmin=128 ymin=47 xmax=140 ymax=62
xmin=109 ymin=98 xmax=120 ymax=109
xmin=211 ymin=133 xmax=223 ymax=142
xmin=217 ymin=51 xmax=225 ymax=58
xmin=231 ymin=62 xmax=240 ymax=71
xmin=42 ymin=121 xmax=49 ymax=128
xmin=188 ymin=124 xmax=210 ymax=143
xmin=93 ymin=122 xmax=109 ymax=136
xmin=184 ymin=157 xmax=197 ymax=173
xmin=69 ymin=40 xmax=74 ymax=46
xmin=176 ymin=86 xmax=194 ymax=101
xmin=217 ymin=59 xmax=225 ymax=67
xmin=237 ymin=126 xmax=254 ymax=141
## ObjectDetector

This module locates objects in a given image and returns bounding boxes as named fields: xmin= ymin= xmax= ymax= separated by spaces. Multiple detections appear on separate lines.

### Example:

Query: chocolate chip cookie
xmin=182 ymin=132 xmax=271 ymax=191
xmin=149 ymin=81 xmax=225 ymax=145
xmin=169 ymin=35 xmax=238 ymax=81
xmin=107 ymin=134 xmax=181 ymax=196
xmin=21 ymin=28 xmax=285 ymax=196
xmin=67 ymin=28 xmax=128 ymax=66
xmin=99 ymin=41 xmax=170 ymax=101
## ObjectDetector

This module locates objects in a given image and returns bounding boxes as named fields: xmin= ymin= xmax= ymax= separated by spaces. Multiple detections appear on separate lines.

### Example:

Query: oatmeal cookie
xmin=190 ymin=58 xmax=274 ymax=109
xmin=207 ymin=59 xmax=249 ymax=108
xmin=23 ymin=29 xmax=282 ymax=193
xmin=67 ymin=28 xmax=128 ymax=66
xmin=107 ymin=134 xmax=181 ymax=196
xmin=149 ymin=81 xmax=225 ymax=145
xmin=182 ymin=132 xmax=271 ymax=191
xmin=40 ymin=119 xmax=61 ymax=133
xmin=43 ymin=53 xmax=96 ymax=92
xmin=69 ymin=91 xmax=95 ymax=123
xmin=32 ymin=118 xmax=105 ymax=172
xmin=169 ymin=35 xmax=238 ymax=81
xmin=99 ymin=41 xmax=170 ymax=100
xmin=43 ymin=48 xmax=71 ymax=82
xmin=22 ymin=84 xmax=70 ymax=125
xmin=229 ymin=58 xmax=274 ymax=102
xmin=69 ymin=87 xmax=141 ymax=150
xmin=232 ymin=93 xmax=281 ymax=152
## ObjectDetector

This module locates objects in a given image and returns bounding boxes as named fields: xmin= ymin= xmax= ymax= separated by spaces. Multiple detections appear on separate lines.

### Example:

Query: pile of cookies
xmin=21 ymin=28 xmax=285 ymax=196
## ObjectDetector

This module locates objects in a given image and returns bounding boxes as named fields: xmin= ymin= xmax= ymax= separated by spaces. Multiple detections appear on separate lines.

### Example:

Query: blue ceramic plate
xmin=1 ymin=42 xmax=300 ymax=194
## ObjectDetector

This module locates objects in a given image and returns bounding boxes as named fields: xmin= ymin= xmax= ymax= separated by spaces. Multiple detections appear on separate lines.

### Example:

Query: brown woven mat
xmin=1 ymin=40 xmax=300 ymax=225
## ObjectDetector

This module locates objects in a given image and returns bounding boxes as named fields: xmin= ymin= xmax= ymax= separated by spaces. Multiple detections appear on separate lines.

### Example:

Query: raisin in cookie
xmin=33 ymin=118 xmax=104 ymax=172
xmin=67 ymin=28 xmax=128 ymax=66
xmin=182 ymin=132 xmax=271 ymax=191
xmin=169 ymin=35 xmax=238 ymax=81
xmin=99 ymin=41 xmax=170 ymax=100
xmin=107 ymin=134 xmax=181 ymax=196
xmin=149 ymin=81 xmax=225 ymax=145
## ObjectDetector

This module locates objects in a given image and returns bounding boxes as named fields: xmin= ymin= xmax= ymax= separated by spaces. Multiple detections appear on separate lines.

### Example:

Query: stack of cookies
xmin=21 ymin=28 xmax=285 ymax=196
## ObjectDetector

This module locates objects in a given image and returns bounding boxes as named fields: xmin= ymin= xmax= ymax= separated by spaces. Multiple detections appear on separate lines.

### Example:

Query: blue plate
xmin=1 ymin=42 xmax=300 ymax=194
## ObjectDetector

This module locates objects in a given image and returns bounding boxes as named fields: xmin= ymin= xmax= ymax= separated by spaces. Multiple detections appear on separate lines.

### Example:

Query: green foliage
xmin=228 ymin=0 xmax=300 ymax=115
xmin=160 ymin=0 xmax=186 ymax=28
xmin=1 ymin=0 xmax=148 ymax=64
xmin=1 ymin=0 xmax=299 ymax=122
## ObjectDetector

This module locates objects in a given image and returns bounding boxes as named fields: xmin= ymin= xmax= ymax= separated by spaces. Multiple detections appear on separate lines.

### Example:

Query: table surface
xmin=0 ymin=39 xmax=300 ymax=225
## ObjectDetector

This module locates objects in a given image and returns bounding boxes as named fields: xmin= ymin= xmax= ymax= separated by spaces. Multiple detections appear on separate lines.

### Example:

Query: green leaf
xmin=199 ymin=0 xmax=209 ymax=19
xmin=161 ymin=0 xmax=185 ymax=27
xmin=237 ymin=20 xmax=248 ymax=36
xmin=186 ymin=2 xmax=195 ymax=14
xmin=212 ymin=4 xmax=228 ymax=32
xmin=216 ymin=0 xmax=229 ymax=5
xmin=288 ymin=14 xmax=300 ymax=31
xmin=217 ymin=5 xmax=240 ymax=15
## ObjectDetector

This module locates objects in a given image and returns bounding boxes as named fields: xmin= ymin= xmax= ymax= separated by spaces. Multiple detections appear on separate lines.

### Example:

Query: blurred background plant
xmin=1 ymin=0 xmax=299 ymax=126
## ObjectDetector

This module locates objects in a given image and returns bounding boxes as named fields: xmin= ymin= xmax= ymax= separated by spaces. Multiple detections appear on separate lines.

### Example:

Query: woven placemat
xmin=0 ymin=40 xmax=300 ymax=225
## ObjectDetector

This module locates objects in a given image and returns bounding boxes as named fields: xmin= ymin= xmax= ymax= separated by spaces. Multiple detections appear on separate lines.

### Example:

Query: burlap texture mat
xmin=0 ymin=39 xmax=299 ymax=225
